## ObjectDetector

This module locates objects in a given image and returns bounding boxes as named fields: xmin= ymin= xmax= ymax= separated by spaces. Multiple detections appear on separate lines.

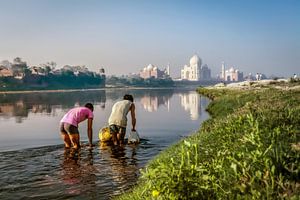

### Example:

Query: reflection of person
xmin=60 ymin=103 xmax=94 ymax=149
xmin=61 ymin=149 xmax=97 ymax=196
xmin=99 ymin=143 xmax=139 ymax=187
xmin=108 ymin=94 xmax=136 ymax=146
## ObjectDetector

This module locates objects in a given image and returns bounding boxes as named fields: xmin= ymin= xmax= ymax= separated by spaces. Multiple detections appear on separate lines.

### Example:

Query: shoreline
xmin=0 ymin=88 xmax=106 ymax=94
xmin=6 ymin=78 xmax=297 ymax=94
xmin=0 ymin=86 xmax=197 ymax=94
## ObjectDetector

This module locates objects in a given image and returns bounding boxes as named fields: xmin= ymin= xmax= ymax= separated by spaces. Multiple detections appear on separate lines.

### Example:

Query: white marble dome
xmin=189 ymin=55 xmax=201 ymax=66
xmin=229 ymin=67 xmax=235 ymax=73
xmin=147 ymin=64 xmax=155 ymax=70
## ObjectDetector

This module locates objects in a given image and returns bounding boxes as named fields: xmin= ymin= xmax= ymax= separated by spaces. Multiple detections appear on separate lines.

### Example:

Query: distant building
xmin=200 ymin=64 xmax=211 ymax=80
xmin=51 ymin=69 xmax=62 ymax=75
xmin=139 ymin=64 xmax=169 ymax=79
xmin=181 ymin=55 xmax=201 ymax=81
xmin=0 ymin=67 xmax=13 ymax=77
xmin=99 ymin=68 xmax=106 ymax=78
xmin=181 ymin=54 xmax=211 ymax=81
xmin=14 ymin=73 xmax=25 ymax=80
xmin=244 ymin=73 xmax=254 ymax=81
xmin=62 ymin=65 xmax=89 ymax=75
xmin=29 ymin=66 xmax=46 ymax=76
xmin=127 ymin=73 xmax=140 ymax=78
xmin=220 ymin=62 xmax=243 ymax=82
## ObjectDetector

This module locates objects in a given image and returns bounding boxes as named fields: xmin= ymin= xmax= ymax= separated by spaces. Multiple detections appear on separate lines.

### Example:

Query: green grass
xmin=115 ymin=87 xmax=300 ymax=200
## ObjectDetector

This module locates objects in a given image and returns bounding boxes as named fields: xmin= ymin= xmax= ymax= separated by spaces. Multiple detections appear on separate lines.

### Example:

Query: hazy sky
xmin=0 ymin=0 xmax=299 ymax=77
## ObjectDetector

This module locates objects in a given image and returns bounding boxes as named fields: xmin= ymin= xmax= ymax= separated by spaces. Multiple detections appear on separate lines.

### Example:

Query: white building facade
xmin=140 ymin=64 xmax=170 ymax=79
xmin=220 ymin=62 xmax=243 ymax=82
xmin=181 ymin=55 xmax=201 ymax=81
xmin=181 ymin=55 xmax=211 ymax=81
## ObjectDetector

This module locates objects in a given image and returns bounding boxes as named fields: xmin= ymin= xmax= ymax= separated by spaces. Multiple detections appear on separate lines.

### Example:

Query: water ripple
xmin=0 ymin=140 xmax=161 ymax=199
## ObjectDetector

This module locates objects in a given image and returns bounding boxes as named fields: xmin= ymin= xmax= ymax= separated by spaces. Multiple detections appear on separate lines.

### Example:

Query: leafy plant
xmin=116 ymin=87 xmax=300 ymax=200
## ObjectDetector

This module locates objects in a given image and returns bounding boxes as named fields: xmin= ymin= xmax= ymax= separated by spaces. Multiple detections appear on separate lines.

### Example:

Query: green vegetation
xmin=0 ymin=73 xmax=105 ymax=91
xmin=0 ymin=57 xmax=106 ymax=91
xmin=106 ymin=76 xmax=174 ymax=87
xmin=116 ymin=86 xmax=300 ymax=199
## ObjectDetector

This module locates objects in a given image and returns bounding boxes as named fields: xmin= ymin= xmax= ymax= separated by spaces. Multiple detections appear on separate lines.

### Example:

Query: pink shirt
xmin=60 ymin=107 xmax=93 ymax=127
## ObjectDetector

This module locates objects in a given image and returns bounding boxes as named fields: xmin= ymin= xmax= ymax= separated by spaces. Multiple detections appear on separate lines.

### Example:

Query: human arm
xmin=87 ymin=118 xmax=94 ymax=147
xmin=130 ymin=103 xmax=136 ymax=131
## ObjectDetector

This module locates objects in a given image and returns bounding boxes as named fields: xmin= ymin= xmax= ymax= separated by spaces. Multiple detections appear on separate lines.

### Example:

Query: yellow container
xmin=99 ymin=126 xmax=112 ymax=142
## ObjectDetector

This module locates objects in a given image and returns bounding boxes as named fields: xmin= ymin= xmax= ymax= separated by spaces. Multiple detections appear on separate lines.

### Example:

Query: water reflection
xmin=0 ymin=88 xmax=192 ymax=121
xmin=179 ymin=91 xmax=210 ymax=121
xmin=0 ymin=90 xmax=106 ymax=123
xmin=99 ymin=143 xmax=139 ymax=197
xmin=61 ymin=148 xmax=98 ymax=197
xmin=0 ymin=88 xmax=210 ymax=199
xmin=179 ymin=92 xmax=201 ymax=120
xmin=140 ymin=96 xmax=170 ymax=112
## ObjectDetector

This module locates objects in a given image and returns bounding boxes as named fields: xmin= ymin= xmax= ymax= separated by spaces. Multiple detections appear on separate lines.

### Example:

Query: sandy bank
xmin=209 ymin=79 xmax=300 ymax=91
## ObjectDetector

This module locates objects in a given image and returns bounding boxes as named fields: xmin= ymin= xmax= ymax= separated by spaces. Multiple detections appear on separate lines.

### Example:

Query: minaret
xmin=166 ymin=63 xmax=170 ymax=76
xmin=221 ymin=62 xmax=225 ymax=80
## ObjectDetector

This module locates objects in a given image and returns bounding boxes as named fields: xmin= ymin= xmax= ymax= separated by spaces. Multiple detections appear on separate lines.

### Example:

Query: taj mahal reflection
xmin=179 ymin=92 xmax=201 ymax=120
xmin=0 ymin=89 xmax=208 ymax=122
xmin=138 ymin=91 xmax=205 ymax=120
xmin=140 ymin=96 xmax=170 ymax=112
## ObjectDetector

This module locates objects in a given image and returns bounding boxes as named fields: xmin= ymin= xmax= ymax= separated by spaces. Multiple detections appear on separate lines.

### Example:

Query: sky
xmin=0 ymin=0 xmax=299 ymax=78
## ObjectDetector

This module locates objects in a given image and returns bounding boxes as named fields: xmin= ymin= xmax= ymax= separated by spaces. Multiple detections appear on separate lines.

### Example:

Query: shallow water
xmin=0 ymin=88 xmax=209 ymax=199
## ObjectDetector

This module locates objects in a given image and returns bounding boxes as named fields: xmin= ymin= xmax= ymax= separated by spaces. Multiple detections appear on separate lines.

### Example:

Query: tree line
xmin=0 ymin=57 xmax=105 ymax=91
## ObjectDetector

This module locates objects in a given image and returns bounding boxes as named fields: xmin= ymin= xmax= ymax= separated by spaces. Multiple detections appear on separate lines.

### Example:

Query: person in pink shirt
xmin=60 ymin=103 xmax=94 ymax=149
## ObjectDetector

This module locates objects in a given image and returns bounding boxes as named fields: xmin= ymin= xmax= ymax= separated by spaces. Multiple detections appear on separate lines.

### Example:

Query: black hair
xmin=123 ymin=94 xmax=134 ymax=102
xmin=85 ymin=103 xmax=94 ymax=111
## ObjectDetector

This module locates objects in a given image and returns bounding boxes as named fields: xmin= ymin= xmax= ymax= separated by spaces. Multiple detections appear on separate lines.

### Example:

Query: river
xmin=0 ymin=88 xmax=209 ymax=199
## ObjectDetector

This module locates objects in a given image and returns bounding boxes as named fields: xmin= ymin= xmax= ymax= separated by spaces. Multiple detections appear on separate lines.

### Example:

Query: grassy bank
xmin=116 ymin=85 xmax=300 ymax=199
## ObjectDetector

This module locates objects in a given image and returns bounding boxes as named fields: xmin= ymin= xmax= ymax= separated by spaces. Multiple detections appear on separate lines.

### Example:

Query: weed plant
xmin=116 ymin=87 xmax=300 ymax=200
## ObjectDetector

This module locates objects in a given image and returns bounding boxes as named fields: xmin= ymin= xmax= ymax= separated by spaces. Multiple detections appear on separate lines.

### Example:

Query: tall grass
xmin=116 ymin=87 xmax=300 ymax=199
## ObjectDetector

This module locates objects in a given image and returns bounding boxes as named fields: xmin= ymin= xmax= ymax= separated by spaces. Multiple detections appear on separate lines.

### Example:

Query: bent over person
xmin=60 ymin=103 xmax=94 ymax=149
xmin=108 ymin=94 xmax=136 ymax=146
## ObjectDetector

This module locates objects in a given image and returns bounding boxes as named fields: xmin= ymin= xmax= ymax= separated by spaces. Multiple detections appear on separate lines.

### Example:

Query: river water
xmin=0 ymin=88 xmax=210 ymax=199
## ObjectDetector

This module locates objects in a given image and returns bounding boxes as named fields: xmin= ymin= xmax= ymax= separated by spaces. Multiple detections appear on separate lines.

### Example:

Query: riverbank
xmin=0 ymin=85 xmax=199 ymax=94
xmin=115 ymin=80 xmax=300 ymax=199
xmin=0 ymin=88 xmax=108 ymax=94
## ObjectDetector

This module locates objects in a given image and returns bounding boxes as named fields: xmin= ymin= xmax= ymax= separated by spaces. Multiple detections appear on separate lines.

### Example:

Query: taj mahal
xmin=180 ymin=54 xmax=211 ymax=81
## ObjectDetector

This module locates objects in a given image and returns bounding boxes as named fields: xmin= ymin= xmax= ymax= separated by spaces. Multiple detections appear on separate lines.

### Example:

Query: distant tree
xmin=47 ymin=61 xmax=56 ymax=70
xmin=106 ymin=76 xmax=119 ymax=84
xmin=61 ymin=69 xmax=74 ymax=76
xmin=44 ymin=66 xmax=51 ymax=75
xmin=106 ymin=75 xmax=174 ymax=87
xmin=0 ymin=60 xmax=12 ymax=68
xmin=13 ymin=57 xmax=24 ymax=64
xmin=11 ymin=57 xmax=29 ymax=76
xmin=128 ymin=77 xmax=143 ymax=85
xmin=40 ymin=61 xmax=56 ymax=75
